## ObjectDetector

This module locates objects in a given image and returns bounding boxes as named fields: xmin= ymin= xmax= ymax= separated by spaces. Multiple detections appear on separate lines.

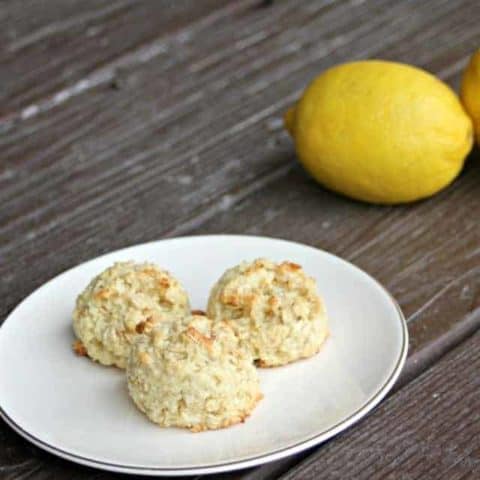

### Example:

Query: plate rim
xmin=0 ymin=234 xmax=409 ymax=476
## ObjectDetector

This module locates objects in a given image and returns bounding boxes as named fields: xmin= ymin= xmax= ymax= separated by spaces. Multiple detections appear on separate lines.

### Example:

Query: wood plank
xmin=1 ymin=1 xmax=480 ymax=479
xmin=0 ymin=0 xmax=233 ymax=114
xmin=0 ymin=0 xmax=114 ymax=47
xmin=279 ymin=329 xmax=480 ymax=480
xmin=1 ymin=0 xmax=479 ymax=326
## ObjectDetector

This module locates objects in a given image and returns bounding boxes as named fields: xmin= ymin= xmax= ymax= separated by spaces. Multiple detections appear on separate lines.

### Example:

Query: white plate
xmin=0 ymin=235 xmax=407 ymax=476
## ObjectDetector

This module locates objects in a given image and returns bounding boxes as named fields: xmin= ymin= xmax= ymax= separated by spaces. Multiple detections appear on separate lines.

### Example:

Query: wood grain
xmin=280 ymin=330 xmax=480 ymax=480
xmin=1 ymin=0 xmax=480 ymax=479
xmin=0 ymin=1 xmax=115 ymax=51
xmin=1 ymin=0 xmax=479 ymax=327
xmin=0 ymin=0 xmax=232 ymax=114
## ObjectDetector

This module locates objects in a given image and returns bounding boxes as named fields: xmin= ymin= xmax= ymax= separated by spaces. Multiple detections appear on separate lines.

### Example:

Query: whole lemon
xmin=460 ymin=49 xmax=480 ymax=144
xmin=285 ymin=60 xmax=473 ymax=204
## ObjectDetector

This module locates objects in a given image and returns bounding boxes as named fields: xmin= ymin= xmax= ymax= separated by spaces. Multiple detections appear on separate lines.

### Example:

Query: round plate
xmin=0 ymin=235 xmax=407 ymax=476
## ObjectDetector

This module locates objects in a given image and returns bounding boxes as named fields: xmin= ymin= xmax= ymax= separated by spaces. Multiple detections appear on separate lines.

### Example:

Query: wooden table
xmin=1 ymin=1 xmax=479 ymax=478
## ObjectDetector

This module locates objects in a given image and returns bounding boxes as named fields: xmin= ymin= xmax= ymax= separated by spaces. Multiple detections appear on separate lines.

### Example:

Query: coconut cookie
xmin=73 ymin=261 xmax=190 ymax=368
xmin=207 ymin=258 xmax=328 ymax=367
xmin=127 ymin=314 xmax=262 ymax=432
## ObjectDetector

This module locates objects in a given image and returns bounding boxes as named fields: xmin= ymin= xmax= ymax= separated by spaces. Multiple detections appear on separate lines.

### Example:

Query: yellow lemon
xmin=285 ymin=60 xmax=473 ymax=204
xmin=460 ymin=49 xmax=480 ymax=144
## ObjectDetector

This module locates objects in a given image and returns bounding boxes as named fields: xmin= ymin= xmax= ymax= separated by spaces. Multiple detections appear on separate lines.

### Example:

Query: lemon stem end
xmin=284 ymin=105 xmax=297 ymax=138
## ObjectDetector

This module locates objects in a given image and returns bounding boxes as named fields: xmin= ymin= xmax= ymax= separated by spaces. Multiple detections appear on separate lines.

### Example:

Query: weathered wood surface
xmin=0 ymin=0 xmax=233 ymax=114
xmin=2 ymin=0 xmax=479 ymax=320
xmin=1 ymin=0 xmax=480 ymax=479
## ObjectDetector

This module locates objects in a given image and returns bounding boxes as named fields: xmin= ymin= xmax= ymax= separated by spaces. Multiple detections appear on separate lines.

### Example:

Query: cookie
xmin=73 ymin=261 xmax=190 ymax=368
xmin=207 ymin=258 xmax=328 ymax=367
xmin=126 ymin=314 xmax=262 ymax=431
